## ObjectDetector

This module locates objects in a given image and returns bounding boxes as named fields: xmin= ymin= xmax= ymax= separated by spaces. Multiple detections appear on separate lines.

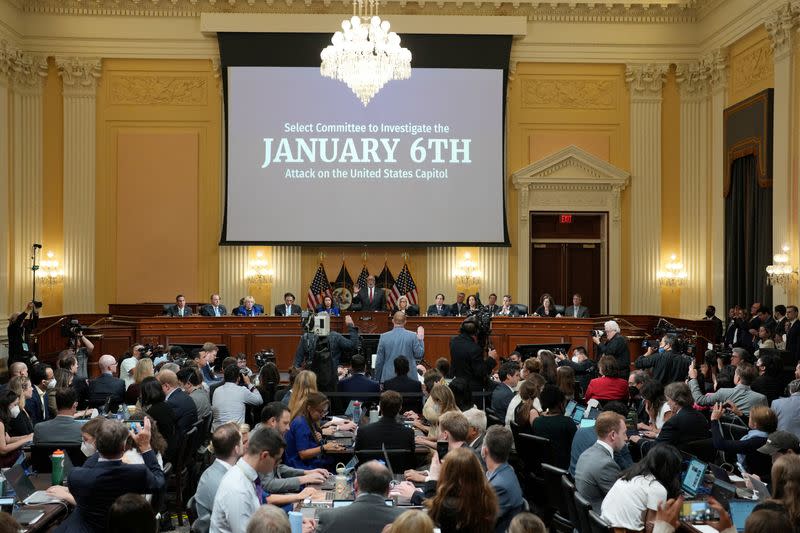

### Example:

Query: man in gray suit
xmin=688 ymin=361 xmax=767 ymax=417
xmin=772 ymin=379 xmax=800 ymax=439
xmin=317 ymin=461 xmax=403 ymax=533
xmin=564 ymin=293 xmax=590 ymax=318
xmin=190 ymin=423 xmax=243 ymax=533
xmin=374 ymin=312 xmax=425 ymax=383
xmin=482 ymin=426 xmax=526 ymax=532
xmin=33 ymin=388 xmax=83 ymax=445
xmin=574 ymin=411 xmax=628 ymax=511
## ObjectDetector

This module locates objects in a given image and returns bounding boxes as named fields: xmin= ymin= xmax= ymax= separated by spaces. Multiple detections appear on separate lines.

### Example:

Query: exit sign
xmin=559 ymin=214 xmax=573 ymax=224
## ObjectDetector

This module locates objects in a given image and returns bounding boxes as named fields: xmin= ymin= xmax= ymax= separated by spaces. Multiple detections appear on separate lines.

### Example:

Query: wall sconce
xmin=452 ymin=252 xmax=482 ymax=288
xmin=766 ymin=245 xmax=797 ymax=291
xmin=37 ymin=250 xmax=63 ymax=288
xmin=657 ymin=254 xmax=687 ymax=288
xmin=246 ymin=251 xmax=274 ymax=287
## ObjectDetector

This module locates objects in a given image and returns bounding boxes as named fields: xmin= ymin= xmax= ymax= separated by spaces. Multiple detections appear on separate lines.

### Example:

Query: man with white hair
xmin=592 ymin=320 xmax=630 ymax=378
xmin=87 ymin=354 xmax=126 ymax=412
xmin=464 ymin=407 xmax=487 ymax=452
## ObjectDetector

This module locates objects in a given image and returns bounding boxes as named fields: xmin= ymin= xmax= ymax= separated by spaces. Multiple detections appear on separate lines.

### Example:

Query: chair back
xmin=574 ymin=490 xmax=593 ymax=533
xmin=588 ymin=509 xmax=614 ymax=533
xmin=562 ymin=474 xmax=580 ymax=527
xmin=517 ymin=433 xmax=553 ymax=476
xmin=680 ymin=438 xmax=717 ymax=464
xmin=514 ymin=304 xmax=529 ymax=316
xmin=541 ymin=463 xmax=570 ymax=517
xmin=485 ymin=407 xmax=504 ymax=428
xmin=30 ymin=444 xmax=85 ymax=472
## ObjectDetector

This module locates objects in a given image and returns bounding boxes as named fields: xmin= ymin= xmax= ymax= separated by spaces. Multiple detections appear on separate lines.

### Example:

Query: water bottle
xmin=116 ymin=405 xmax=126 ymax=421
xmin=352 ymin=401 xmax=362 ymax=427
xmin=51 ymin=450 xmax=65 ymax=486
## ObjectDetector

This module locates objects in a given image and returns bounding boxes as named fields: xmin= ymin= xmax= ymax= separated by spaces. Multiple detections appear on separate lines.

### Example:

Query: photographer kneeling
xmin=210 ymin=365 xmax=263 ymax=431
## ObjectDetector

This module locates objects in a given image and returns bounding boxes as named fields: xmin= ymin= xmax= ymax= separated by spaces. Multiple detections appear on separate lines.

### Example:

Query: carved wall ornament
xmin=730 ymin=41 xmax=773 ymax=97
xmin=110 ymin=75 xmax=207 ymax=105
xmin=8 ymin=50 xmax=47 ymax=89
xmin=676 ymin=61 xmax=709 ymax=99
xmin=521 ymin=78 xmax=617 ymax=110
xmin=702 ymin=48 xmax=727 ymax=91
xmin=56 ymin=57 xmax=102 ymax=95
xmin=625 ymin=64 xmax=668 ymax=98
xmin=765 ymin=2 xmax=798 ymax=59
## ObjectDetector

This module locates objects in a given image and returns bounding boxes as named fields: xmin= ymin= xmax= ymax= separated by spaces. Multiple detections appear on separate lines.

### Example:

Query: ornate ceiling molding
xmin=18 ymin=0 xmax=708 ymax=23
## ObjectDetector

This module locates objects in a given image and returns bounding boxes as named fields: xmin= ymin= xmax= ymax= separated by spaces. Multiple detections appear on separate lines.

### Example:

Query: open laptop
xmin=745 ymin=474 xmax=770 ymax=501
xmin=5 ymin=465 xmax=62 ymax=505
xmin=382 ymin=444 xmax=406 ymax=483
xmin=728 ymin=500 xmax=758 ymax=532
xmin=681 ymin=458 xmax=707 ymax=498
xmin=564 ymin=400 xmax=577 ymax=418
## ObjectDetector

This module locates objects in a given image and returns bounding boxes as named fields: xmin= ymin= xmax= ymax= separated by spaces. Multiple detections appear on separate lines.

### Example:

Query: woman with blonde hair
xmin=7 ymin=376 xmax=34 ymax=437
xmin=385 ymin=510 xmax=435 ymax=533
xmin=285 ymin=391 xmax=344 ymax=469
xmin=288 ymin=370 xmax=318 ymax=421
xmin=427 ymin=447 xmax=498 ymax=532
xmin=417 ymin=383 xmax=459 ymax=445
xmin=126 ymin=357 xmax=154 ymax=405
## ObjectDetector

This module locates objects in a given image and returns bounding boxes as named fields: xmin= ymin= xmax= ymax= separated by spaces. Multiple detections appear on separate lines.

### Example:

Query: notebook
xmin=728 ymin=500 xmax=758 ymax=532
xmin=681 ymin=458 xmax=707 ymax=497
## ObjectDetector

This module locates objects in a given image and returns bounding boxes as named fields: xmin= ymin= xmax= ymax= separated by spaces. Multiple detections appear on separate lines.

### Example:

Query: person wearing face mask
xmin=0 ymin=390 xmax=33 ymax=467
xmin=26 ymin=362 xmax=55 ymax=425
xmin=634 ymin=334 xmax=691 ymax=385
xmin=33 ymin=388 xmax=83 ymax=445
xmin=555 ymin=346 xmax=596 ymax=394
xmin=7 ymin=376 xmax=35 ymax=437
xmin=78 ymin=417 xmax=105 ymax=459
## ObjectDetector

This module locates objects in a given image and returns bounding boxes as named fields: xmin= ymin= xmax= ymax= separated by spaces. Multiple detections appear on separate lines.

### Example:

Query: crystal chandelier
xmin=657 ymin=254 xmax=688 ymax=289
xmin=320 ymin=0 xmax=412 ymax=106
xmin=452 ymin=252 xmax=482 ymax=288
xmin=37 ymin=250 xmax=64 ymax=289
xmin=246 ymin=251 xmax=275 ymax=287
xmin=766 ymin=245 xmax=797 ymax=291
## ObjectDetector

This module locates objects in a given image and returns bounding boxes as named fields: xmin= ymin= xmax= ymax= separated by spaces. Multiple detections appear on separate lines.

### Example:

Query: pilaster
xmin=10 ymin=52 xmax=47 ymax=311
xmin=57 ymin=56 xmax=101 ymax=313
xmin=625 ymin=63 xmax=668 ymax=314
xmin=271 ymin=246 xmax=301 ymax=312
xmin=0 ymin=43 xmax=12 ymax=319
xmin=478 ymin=247 xmax=509 ymax=301
xmin=706 ymin=48 xmax=727 ymax=316
xmin=676 ymin=61 xmax=710 ymax=318
xmin=219 ymin=246 xmax=249 ymax=312
xmin=426 ymin=247 xmax=457 ymax=304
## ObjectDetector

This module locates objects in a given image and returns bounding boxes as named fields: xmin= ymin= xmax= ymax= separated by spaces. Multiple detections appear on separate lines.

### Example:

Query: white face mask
xmin=47 ymin=379 xmax=57 ymax=389
xmin=81 ymin=441 xmax=96 ymax=457
xmin=572 ymin=355 xmax=581 ymax=363
xmin=9 ymin=405 xmax=20 ymax=418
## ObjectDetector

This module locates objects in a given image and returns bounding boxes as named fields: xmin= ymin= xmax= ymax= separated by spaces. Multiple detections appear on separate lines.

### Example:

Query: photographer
xmin=592 ymin=320 xmax=630 ymax=378
xmin=449 ymin=316 xmax=498 ymax=392
xmin=7 ymin=302 xmax=39 ymax=368
xmin=120 ymin=343 xmax=148 ymax=390
xmin=555 ymin=346 xmax=596 ymax=394
xmin=634 ymin=334 xmax=693 ymax=385
xmin=210 ymin=364 xmax=263 ymax=430
xmin=293 ymin=313 xmax=359 ymax=393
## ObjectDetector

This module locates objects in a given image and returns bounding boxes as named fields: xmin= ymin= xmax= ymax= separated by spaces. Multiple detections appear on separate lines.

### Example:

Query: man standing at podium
xmin=351 ymin=275 xmax=386 ymax=312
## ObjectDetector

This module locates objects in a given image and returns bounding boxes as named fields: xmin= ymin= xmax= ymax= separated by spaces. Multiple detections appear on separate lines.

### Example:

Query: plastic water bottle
xmin=352 ymin=401 xmax=362 ymax=427
xmin=51 ymin=450 xmax=65 ymax=486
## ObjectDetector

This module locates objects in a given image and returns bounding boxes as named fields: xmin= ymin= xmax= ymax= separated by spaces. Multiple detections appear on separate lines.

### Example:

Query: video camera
xmin=254 ymin=349 xmax=275 ymax=368
xmin=301 ymin=310 xmax=330 ymax=336
xmin=60 ymin=318 xmax=84 ymax=338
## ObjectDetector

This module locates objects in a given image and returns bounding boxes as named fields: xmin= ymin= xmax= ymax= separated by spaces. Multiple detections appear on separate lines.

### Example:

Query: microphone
xmin=33 ymin=243 xmax=42 ymax=249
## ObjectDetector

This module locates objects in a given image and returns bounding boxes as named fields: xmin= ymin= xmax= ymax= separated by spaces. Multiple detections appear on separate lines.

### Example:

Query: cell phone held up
xmin=436 ymin=441 xmax=448 ymax=462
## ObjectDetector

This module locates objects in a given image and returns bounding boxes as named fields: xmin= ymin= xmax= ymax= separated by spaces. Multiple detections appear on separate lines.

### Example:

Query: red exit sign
xmin=559 ymin=214 xmax=573 ymax=224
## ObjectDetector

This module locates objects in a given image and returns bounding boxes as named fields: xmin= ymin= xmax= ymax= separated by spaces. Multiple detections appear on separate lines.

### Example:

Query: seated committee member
xmin=427 ymin=294 xmax=451 ymax=316
xmin=485 ymin=293 xmax=501 ymax=316
xmin=533 ymin=295 xmax=560 ymax=318
xmin=164 ymin=294 xmax=193 ymax=317
xmin=233 ymin=296 xmax=264 ymax=317
xmin=275 ymin=292 xmax=301 ymax=316
xmin=315 ymin=295 xmax=340 ymax=316
xmin=352 ymin=275 xmax=387 ymax=312
xmin=33 ymin=388 xmax=83 ymax=445
xmin=564 ymin=293 xmax=590 ymax=318
xmin=199 ymin=294 xmax=228 ymax=317
xmin=394 ymin=295 xmax=418 ymax=316
xmin=450 ymin=292 xmax=468 ymax=317
xmin=497 ymin=295 xmax=519 ymax=317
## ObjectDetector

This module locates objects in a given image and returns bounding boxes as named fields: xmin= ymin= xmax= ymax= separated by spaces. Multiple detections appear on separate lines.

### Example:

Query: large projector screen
xmin=223 ymin=66 xmax=506 ymax=244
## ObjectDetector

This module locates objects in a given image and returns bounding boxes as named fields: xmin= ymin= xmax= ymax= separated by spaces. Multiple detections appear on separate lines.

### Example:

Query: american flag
xmin=387 ymin=263 xmax=418 ymax=308
xmin=307 ymin=263 xmax=333 ymax=310
xmin=356 ymin=265 xmax=370 ymax=289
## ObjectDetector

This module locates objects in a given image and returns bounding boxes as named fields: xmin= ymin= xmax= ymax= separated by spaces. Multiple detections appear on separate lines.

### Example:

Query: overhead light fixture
xmin=657 ymin=254 xmax=687 ymax=289
xmin=452 ymin=252 xmax=482 ymax=288
xmin=246 ymin=251 xmax=274 ymax=287
xmin=766 ymin=245 xmax=797 ymax=291
xmin=37 ymin=250 xmax=63 ymax=288
xmin=320 ymin=0 xmax=412 ymax=106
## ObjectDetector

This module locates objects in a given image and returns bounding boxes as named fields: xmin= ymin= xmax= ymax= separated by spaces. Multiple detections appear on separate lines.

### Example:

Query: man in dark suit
xmin=485 ymin=293 xmax=501 ymax=316
xmin=774 ymin=305 xmax=788 ymax=342
xmin=86 ymin=355 xmax=126 ymax=412
xmin=490 ymin=363 xmax=519 ymax=416
xmin=7 ymin=302 xmax=38 ymax=368
xmin=26 ymin=363 xmax=54 ymax=425
xmin=274 ymin=292 xmax=301 ymax=316
xmin=351 ymin=275 xmax=386 ymax=312
xmin=337 ymin=355 xmax=380 ymax=409
xmin=354 ymin=391 xmax=414 ymax=461
xmin=33 ymin=388 xmax=83 ymax=445
xmin=158 ymin=369 xmax=198 ymax=434
xmin=164 ymin=294 xmax=193 ymax=317
xmin=703 ymin=305 xmax=724 ymax=344
xmin=592 ymin=320 xmax=630 ymax=378
xmin=199 ymin=293 xmax=228 ymax=317
xmin=564 ymin=293 xmax=590 ymax=318
xmin=382 ymin=358 xmax=423 ymax=414
xmin=51 ymin=418 xmax=165 ymax=533
xmin=786 ymin=305 xmax=800 ymax=359
xmin=450 ymin=292 xmax=468 ymax=317
xmin=449 ymin=319 xmax=497 ymax=391
xmin=316 ymin=461 xmax=403 ymax=533
xmin=426 ymin=293 xmax=451 ymax=316
xmin=481 ymin=426 xmax=526 ymax=532
xmin=574 ymin=412 xmax=627 ymax=511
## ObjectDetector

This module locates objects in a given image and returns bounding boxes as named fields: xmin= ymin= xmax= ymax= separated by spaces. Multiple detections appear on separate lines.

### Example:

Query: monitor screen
xmin=681 ymin=459 xmax=707 ymax=496
xmin=571 ymin=404 xmax=586 ymax=424
xmin=728 ymin=500 xmax=757 ymax=532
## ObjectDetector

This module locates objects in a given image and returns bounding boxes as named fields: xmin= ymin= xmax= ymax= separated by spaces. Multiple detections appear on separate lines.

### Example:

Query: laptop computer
xmin=709 ymin=463 xmax=731 ymax=483
xmin=382 ymin=444 xmax=406 ymax=483
xmin=571 ymin=404 xmax=586 ymax=424
xmin=681 ymin=458 xmax=707 ymax=498
xmin=5 ymin=465 xmax=62 ymax=505
xmin=564 ymin=400 xmax=577 ymax=418
xmin=728 ymin=499 xmax=758 ymax=532
xmin=745 ymin=473 xmax=770 ymax=501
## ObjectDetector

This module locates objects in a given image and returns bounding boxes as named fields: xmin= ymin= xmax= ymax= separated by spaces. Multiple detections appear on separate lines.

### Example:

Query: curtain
xmin=725 ymin=155 xmax=773 ymax=310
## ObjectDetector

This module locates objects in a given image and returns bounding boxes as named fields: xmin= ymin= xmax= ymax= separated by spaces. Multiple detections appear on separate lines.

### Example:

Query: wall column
xmin=625 ymin=64 xmax=668 ymax=314
xmin=707 ymin=49 xmax=728 ymax=315
xmin=219 ymin=246 xmax=248 ymax=312
xmin=426 ymin=247 xmax=457 ymax=304
xmin=0 ymin=47 xmax=11 ymax=321
xmin=478 ymin=247 xmax=509 ymax=300
xmin=766 ymin=4 xmax=797 ymax=304
xmin=56 ymin=57 xmax=101 ymax=313
xmin=271 ymin=246 xmax=301 ymax=312
xmin=11 ymin=54 xmax=47 ymax=312
xmin=676 ymin=62 xmax=710 ymax=318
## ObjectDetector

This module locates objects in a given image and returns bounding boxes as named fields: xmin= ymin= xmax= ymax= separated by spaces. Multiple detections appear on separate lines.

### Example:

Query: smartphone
xmin=680 ymin=501 xmax=718 ymax=522
xmin=436 ymin=441 xmax=448 ymax=462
